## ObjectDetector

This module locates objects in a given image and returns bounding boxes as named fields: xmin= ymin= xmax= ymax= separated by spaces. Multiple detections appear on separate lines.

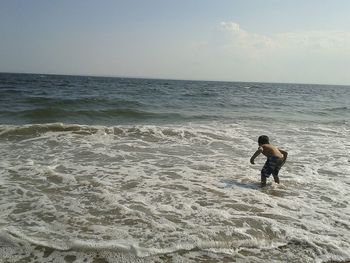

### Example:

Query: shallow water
xmin=0 ymin=74 xmax=349 ymax=262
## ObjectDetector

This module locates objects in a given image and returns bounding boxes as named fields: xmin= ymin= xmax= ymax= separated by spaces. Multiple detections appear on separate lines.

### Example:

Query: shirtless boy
xmin=250 ymin=135 xmax=288 ymax=187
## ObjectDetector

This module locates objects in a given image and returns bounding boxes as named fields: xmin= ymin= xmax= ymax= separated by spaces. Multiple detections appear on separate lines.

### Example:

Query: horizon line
xmin=1 ymin=71 xmax=349 ymax=87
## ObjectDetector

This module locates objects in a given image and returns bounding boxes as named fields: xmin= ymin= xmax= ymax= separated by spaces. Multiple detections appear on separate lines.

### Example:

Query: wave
xmin=0 ymin=123 xmax=198 ymax=140
xmin=309 ymin=107 xmax=350 ymax=121
xmin=323 ymin=106 xmax=348 ymax=112
xmin=0 ymin=123 xmax=99 ymax=138
xmin=2 ymin=228 xmax=348 ymax=262
xmin=0 ymin=123 xmax=232 ymax=144
xmin=0 ymin=104 xmax=226 ymax=125
xmin=0 ymin=228 xmax=288 ymax=257
xmin=20 ymin=97 xmax=145 ymax=108
xmin=0 ymin=108 xmax=183 ymax=122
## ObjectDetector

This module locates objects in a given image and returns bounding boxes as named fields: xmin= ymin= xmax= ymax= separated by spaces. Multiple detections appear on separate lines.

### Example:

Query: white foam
xmin=0 ymin=122 xmax=350 ymax=262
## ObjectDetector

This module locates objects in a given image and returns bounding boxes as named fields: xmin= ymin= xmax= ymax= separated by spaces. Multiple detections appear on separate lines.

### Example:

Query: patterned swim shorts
xmin=261 ymin=156 xmax=283 ymax=178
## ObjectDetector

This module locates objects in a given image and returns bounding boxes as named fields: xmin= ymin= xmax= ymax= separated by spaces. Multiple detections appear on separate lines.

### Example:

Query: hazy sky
xmin=1 ymin=0 xmax=350 ymax=84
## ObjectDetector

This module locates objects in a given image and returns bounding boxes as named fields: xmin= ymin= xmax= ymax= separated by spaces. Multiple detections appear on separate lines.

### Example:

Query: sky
xmin=1 ymin=0 xmax=350 ymax=85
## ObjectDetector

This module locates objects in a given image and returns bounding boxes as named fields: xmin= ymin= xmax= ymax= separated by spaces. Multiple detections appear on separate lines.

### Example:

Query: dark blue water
xmin=1 ymin=73 xmax=349 ymax=126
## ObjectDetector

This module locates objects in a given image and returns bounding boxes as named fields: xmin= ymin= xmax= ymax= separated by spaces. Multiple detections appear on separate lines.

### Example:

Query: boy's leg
xmin=273 ymin=174 xmax=280 ymax=184
xmin=261 ymin=174 xmax=267 ymax=187
xmin=260 ymin=162 xmax=270 ymax=187
xmin=272 ymin=170 xmax=280 ymax=184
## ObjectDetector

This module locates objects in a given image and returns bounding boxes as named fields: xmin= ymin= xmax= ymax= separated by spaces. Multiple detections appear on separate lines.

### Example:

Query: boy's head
xmin=258 ymin=135 xmax=269 ymax=145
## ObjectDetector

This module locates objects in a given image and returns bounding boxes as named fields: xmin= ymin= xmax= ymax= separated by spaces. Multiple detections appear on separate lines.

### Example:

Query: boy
xmin=250 ymin=135 xmax=288 ymax=187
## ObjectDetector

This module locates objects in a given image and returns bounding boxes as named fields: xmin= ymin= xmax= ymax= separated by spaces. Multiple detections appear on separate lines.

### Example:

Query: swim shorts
xmin=261 ymin=156 xmax=283 ymax=178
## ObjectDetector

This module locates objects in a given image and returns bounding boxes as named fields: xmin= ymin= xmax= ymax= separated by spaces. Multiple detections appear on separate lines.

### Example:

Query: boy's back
xmin=259 ymin=144 xmax=284 ymax=159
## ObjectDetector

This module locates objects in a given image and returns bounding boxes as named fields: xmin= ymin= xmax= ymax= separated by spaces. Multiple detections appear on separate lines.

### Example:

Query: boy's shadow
xmin=222 ymin=179 xmax=260 ymax=190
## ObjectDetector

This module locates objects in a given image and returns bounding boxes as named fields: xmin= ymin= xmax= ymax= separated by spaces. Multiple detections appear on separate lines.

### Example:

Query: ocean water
xmin=0 ymin=73 xmax=349 ymax=263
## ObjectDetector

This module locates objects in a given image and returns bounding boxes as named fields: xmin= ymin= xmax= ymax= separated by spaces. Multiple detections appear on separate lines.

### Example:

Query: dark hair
xmin=258 ymin=135 xmax=269 ymax=145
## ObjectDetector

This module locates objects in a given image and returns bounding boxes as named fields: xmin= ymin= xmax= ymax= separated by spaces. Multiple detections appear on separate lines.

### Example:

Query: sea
xmin=0 ymin=73 xmax=349 ymax=263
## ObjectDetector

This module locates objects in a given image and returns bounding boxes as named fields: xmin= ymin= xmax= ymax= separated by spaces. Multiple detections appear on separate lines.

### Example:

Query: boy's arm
xmin=279 ymin=149 xmax=288 ymax=164
xmin=250 ymin=147 xmax=263 ymax=164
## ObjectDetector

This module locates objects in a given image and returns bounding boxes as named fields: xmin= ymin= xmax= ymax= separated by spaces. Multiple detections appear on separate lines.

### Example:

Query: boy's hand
xmin=250 ymin=149 xmax=262 ymax=165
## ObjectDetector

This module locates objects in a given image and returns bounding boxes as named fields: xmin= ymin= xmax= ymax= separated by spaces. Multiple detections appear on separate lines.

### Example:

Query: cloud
xmin=218 ymin=21 xmax=275 ymax=50
xmin=218 ymin=21 xmax=350 ymax=51
xmin=219 ymin=22 xmax=241 ymax=33
xmin=206 ymin=21 xmax=350 ymax=84
xmin=277 ymin=30 xmax=350 ymax=50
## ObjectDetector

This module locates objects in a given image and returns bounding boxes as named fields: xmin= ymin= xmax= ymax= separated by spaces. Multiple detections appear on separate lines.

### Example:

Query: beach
xmin=0 ymin=73 xmax=349 ymax=262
